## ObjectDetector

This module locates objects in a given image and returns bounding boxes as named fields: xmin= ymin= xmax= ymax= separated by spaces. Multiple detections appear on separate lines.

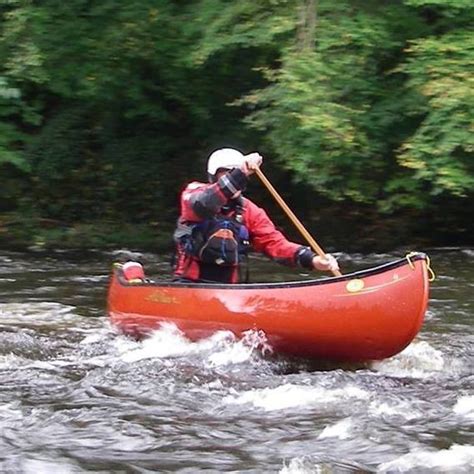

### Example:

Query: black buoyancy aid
xmin=179 ymin=197 xmax=250 ymax=266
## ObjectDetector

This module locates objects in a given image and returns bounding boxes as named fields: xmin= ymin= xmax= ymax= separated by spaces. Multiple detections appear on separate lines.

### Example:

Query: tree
xmin=388 ymin=0 xmax=474 ymax=208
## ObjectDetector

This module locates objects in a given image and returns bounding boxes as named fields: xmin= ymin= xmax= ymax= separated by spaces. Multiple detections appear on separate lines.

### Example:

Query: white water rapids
xmin=0 ymin=249 xmax=472 ymax=472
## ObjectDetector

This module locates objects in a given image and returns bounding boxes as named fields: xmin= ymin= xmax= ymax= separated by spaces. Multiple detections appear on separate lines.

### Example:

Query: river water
xmin=0 ymin=248 xmax=472 ymax=473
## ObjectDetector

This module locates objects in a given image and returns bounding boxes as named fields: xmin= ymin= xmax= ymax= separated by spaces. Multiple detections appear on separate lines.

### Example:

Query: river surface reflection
xmin=0 ymin=248 xmax=473 ymax=472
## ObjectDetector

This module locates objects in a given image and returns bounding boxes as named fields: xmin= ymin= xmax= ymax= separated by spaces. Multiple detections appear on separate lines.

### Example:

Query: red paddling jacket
xmin=173 ymin=168 xmax=316 ymax=283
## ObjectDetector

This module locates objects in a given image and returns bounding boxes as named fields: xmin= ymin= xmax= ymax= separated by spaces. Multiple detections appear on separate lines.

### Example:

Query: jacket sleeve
xmin=180 ymin=169 xmax=248 ymax=221
xmin=245 ymin=199 xmax=306 ymax=266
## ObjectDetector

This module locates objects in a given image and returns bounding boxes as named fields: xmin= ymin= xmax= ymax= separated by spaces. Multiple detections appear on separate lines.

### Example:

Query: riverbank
xmin=0 ymin=214 xmax=174 ymax=253
xmin=0 ymin=209 xmax=472 ymax=254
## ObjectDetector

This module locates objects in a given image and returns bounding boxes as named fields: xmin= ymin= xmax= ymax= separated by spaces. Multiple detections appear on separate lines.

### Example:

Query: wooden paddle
xmin=255 ymin=167 xmax=342 ymax=277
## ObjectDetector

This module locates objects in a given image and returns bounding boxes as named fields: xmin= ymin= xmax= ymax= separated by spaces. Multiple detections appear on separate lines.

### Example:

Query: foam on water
xmin=0 ymin=401 xmax=23 ymax=421
xmin=116 ymin=324 xmax=268 ymax=366
xmin=318 ymin=417 xmax=354 ymax=440
xmin=206 ymin=339 xmax=255 ymax=366
xmin=116 ymin=324 xmax=195 ymax=361
xmin=377 ymin=444 xmax=474 ymax=473
xmin=79 ymin=331 xmax=108 ymax=345
xmin=0 ymin=302 xmax=77 ymax=325
xmin=280 ymin=456 xmax=369 ymax=474
xmin=224 ymin=383 xmax=370 ymax=411
xmin=368 ymin=400 xmax=423 ymax=420
xmin=281 ymin=445 xmax=474 ymax=474
xmin=453 ymin=395 xmax=474 ymax=420
xmin=371 ymin=341 xmax=451 ymax=378
xmin=0 ymin=355 xmax=82 ymax=374
xmin=0 ymin=354 xmax=27 ymax=370
xmin=208 ymin=329 xmax=272 ymax=366
xmin=19 ymin=457 xmax=80 ymax=474
xmin=280 ymin=457 xmax=323 ymax=474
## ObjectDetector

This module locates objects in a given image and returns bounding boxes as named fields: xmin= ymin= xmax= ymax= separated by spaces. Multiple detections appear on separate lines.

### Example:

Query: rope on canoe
xmin=426 ymin=255 xmax=436 ymax=281
xmin=406 ymin=252 xmax=436 ymax=282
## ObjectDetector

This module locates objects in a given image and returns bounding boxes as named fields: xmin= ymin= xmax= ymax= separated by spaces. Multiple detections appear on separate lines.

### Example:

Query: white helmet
xmin=207 ymin=148 xmax=244 ymax=176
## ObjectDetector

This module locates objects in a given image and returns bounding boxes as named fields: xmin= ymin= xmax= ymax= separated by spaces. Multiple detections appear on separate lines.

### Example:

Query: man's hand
xmin=242 ymin=152 xmax=263 ymax=175
xmin=312 ymin=254 xmax=339 ymax=273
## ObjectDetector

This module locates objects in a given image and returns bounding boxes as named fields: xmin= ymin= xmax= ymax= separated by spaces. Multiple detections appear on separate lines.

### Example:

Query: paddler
xmin=173 ymin=148 xmax=339 ymax=283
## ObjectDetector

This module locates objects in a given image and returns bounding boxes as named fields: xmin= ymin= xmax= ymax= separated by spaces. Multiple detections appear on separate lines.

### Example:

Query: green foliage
xmin=236 ymin=1 xmax=427 ymax=204
xmin=194 ymin=0 xmax=473 ymax=211
xmin=405 ymin=0 xmax=473 ymax=10
xmin=0 ymin=0 xmax=473 ymax=246
xmin=395 ymin=30 xmax=474 ymax=200
xmin=24 ymin=105 xmax=185 ymax=222
xmin=379 ymin=1 xmax=474 ymax=209
xmin=184 ymin=0 xmax=296 ymax=65
xmin=0 ymin=76 xmax=28 ymax=171
xmin=239 ymin=49 xmax=374 ymax=202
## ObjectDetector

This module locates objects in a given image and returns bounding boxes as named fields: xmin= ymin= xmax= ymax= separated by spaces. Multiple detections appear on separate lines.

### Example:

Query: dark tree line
xmin=1 ymin=1 xmax=473 ymax=248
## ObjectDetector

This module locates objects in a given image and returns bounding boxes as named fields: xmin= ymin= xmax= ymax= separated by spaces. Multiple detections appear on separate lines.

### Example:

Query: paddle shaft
xmin=255 ymin=168 xmax=342 ymax=277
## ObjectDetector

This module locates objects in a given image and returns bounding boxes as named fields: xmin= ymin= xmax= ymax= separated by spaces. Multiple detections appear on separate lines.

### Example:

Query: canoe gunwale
xmin=113 ymin=252 xmax=427 ymax=290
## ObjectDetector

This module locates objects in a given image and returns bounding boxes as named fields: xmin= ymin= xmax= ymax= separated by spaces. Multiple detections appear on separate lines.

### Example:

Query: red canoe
xmin=107 ymin=252 xmax=431 ymax=362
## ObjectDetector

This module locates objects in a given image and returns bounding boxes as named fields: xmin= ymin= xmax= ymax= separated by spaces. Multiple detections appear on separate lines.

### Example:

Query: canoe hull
xmin=107 ymin=254 xmax=430 ymax=362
